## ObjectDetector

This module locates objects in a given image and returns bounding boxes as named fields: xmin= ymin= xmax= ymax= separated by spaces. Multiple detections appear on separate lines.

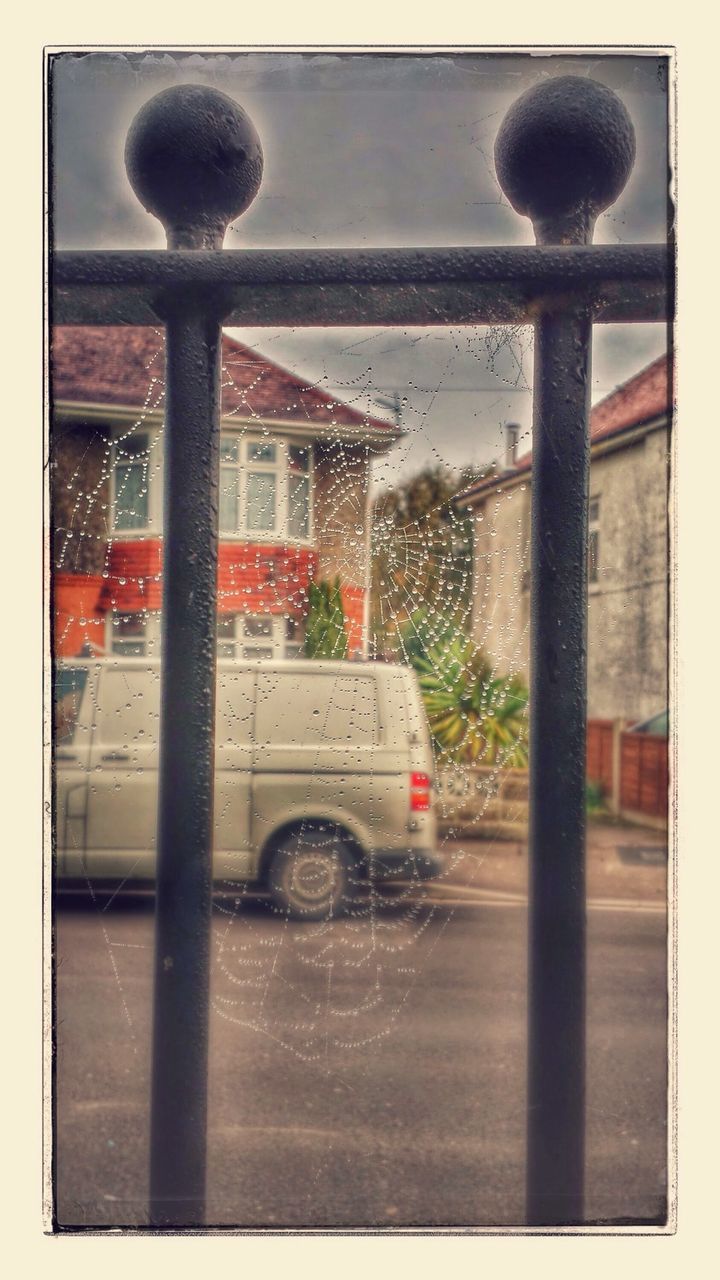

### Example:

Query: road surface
xmin=54 ymin=873 xmax=668 ymax=1230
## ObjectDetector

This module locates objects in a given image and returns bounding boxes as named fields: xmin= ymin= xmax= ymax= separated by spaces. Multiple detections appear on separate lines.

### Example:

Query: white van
xmin=54 ymin=658 xmax=439 ymax=918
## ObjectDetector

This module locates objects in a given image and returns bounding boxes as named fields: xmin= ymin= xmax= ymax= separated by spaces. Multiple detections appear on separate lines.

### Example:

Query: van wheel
xmin=268 ymin=829 xmax=354 ymax=921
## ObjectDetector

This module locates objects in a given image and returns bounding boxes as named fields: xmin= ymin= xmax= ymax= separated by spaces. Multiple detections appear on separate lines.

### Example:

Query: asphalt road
xmin=53 ymin=877 xmax=668 ymax=1231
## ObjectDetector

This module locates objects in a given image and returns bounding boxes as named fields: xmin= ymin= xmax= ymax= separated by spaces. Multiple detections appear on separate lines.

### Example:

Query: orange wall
xmin=55 ymin=542 xmax=366 ymax=658
xmin=54 ymin=574 xmax=106 ymax=657
xmin=96 ymin=539 xmax=318 ymax=617
xmin=341 ymin=584 xmax=366 ymax=658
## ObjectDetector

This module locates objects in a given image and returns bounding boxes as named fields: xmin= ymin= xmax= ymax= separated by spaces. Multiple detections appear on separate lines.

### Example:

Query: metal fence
xmin=51 ymin=73 xmax=671 ymax=1228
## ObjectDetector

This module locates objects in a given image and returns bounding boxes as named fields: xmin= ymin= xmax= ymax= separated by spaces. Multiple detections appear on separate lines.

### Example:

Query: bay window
xmin=108 ymin=611 xmax=160 ymax=657
xmin=218 ymin=435 xmax=312 ymax=540
xmin=113 ymin=430 xmax=313 ymax=542
xmin=287 ymin=445 xmax=310 ymax=539
xmin=113 ymin=432 xmax=151 ymax=531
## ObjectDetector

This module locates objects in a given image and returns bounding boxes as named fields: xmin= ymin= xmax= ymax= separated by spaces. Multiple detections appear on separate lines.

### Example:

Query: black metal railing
xmin=51 ymin=73 xmax=671 ymax=1229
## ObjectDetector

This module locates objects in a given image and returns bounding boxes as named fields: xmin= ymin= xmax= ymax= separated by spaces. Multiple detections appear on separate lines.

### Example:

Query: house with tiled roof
xmin=51 ymin=327 xmax=401 ymax=661
xmin=458 ymin=355 xmax=671 ymax=721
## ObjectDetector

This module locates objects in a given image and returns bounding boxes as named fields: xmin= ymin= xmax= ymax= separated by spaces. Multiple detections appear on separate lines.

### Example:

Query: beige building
xmin=459 ymin=356 xmax=670 ymax=723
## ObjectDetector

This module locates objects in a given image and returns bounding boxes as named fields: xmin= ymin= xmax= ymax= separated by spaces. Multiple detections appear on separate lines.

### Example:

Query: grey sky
xmin=51 ymin=50 xmax=670 ymax=487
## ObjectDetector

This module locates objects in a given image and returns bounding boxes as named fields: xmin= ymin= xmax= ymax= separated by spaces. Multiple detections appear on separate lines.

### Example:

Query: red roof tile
xmin=461 ymin=353 xmax=671 ymax=503
xmin=51 ymin=326 xmax=396 ymax=436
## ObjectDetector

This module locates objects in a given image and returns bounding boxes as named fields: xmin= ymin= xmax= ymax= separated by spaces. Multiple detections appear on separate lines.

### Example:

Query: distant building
xmin=51 ymin=327 xmax=400 ymax=661
xmin=458 ymin=355 xmax=670 ymax=722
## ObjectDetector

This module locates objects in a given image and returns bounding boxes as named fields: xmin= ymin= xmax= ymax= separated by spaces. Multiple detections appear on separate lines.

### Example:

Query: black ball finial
xmin=125 ymin=84 xmax=264 ymax=248
xmin=495 ymin=76 xmax=636 ymax=244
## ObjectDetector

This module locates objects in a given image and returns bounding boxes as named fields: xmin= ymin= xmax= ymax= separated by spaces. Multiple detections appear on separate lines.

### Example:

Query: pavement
xmin=434 ymin=817 xmax=668 ymax=906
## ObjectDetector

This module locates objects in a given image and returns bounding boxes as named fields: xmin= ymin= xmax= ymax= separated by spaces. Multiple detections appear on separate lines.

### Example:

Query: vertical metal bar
xmin=149 ymin=308 xmax=221 ymax=1227
xmin=123 ymin=84 xmax=264 ymax=1229
xmin=494 ymin=74 xmax=636 ymax=1226
xmin=526 ymin=306 xmax=591 ymax=1225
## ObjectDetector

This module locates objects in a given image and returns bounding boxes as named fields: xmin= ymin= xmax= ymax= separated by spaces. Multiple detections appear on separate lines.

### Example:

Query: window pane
xmin=220 ymin=435 xmax=239 ymax=463
xmin=243 ymin=615 xmax=273 ymax=638
xmin=217 ymin=614 xmax=236 ymax=657
xmin=111 ymin=613 xmax=146 ymax=656
xmin=114 ymin=613 xmax=145 ymax=638
xmin=112 ymin=640 xmax=146 ymax=657
xmin=217 ymin=614 xmax=236 ymax=638
xmin=288 ymin=444 xmax=309 ymax=472
xmin=115 ymin=461 xmax=148 ymax=529
xmin=247 ymin=442 xmax=276 ymax=463
xmin=243 ymin=647 xmax=274 ymax=660
xmin=116 ymin=432 xmax=148 ymax=459
xmin=247 ymin=472 xmax=276 ymax=531
xmin=220 ymin=467 xmax=240 ymax=531
xmin=288 ymin=473 xmax=310 ymax=538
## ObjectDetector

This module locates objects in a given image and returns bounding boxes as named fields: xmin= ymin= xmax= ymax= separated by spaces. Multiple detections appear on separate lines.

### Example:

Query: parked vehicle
xmin=53 ymin=657 xmax=439 ymax=918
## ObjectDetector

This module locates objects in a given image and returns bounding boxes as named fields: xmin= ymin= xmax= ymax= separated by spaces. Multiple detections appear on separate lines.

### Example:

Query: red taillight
xmin=410 ymin=772 xmax=432 ymax=811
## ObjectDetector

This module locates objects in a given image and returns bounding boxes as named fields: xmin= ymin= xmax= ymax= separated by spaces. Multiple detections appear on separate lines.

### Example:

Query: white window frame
xmin=106 ymin=610 xmax=303 ymax=659
xmin=110 ymin=429 xmax=162 ymax=537
xmin=106 ymin=609 xmax=161 ymax=657
xmin=111 ymin=428 xmax=314 ymax=544
xmin=217 ymin=612 xmax=304 ymax=660
xmin=110 ymin=430 xmax=312 ymax=545
xmin=218 ymin=433 xmax=314 ymax=544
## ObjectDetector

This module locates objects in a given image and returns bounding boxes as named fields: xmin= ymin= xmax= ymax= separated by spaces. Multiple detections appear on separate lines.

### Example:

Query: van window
xmin=256 ymin=673 xmax=378 ymax=746
xmin=54 ymin=666 xmax=89 ymax=744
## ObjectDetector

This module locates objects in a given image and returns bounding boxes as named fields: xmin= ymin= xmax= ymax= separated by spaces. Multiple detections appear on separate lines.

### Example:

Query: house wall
xmin=470 ymin=478 xmax=531 ymax=681
xmin=51 ymin=421 xmax=370 ymax=659
xmin=468 ymin=424 xmax=669 ymax=722
xmin=586 ymin=426 xmax=669 ymax=721
xmin=313 ymin=442 xmax=370 ymax=585
xmin=313 ymin=441 xmax=370 ymax=655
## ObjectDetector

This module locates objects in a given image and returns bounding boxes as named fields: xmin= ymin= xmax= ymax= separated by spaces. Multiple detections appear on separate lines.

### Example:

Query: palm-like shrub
xmin=407 ymin=623 xmax=528 ymax=767
xmin=396 ymin=606 xmax=458 ymax=667
xmin=304 ymin=577 xmax=349 ymax=659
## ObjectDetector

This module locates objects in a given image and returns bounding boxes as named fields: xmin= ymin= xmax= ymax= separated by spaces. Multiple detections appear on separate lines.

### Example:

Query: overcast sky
xmin=50 ymin=50 xmax=670 ymax=488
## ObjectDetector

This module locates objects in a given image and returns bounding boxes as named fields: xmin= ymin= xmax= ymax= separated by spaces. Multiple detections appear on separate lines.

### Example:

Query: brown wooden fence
xmin=586 ymin=720 xmax=614 ymax=794
xmin=586 ymin=718 xmax=668 ymax=825
xmin=619 ymin=730 xmax=668 ymax=820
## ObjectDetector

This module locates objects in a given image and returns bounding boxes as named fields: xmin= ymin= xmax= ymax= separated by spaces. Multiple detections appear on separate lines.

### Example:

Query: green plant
xmin=585 ymin=779 xmax=606 ymax=813
xmin=397 ymin=606 xmax=459 ymax=667
xmin=304 ymin=577 xmax=349 ymax=660
xmin=405 ymin=625 xmax=529 ymax=767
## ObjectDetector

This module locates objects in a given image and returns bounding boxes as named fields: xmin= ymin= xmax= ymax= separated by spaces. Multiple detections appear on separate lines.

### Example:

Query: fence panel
xmin=620 ymin=731 xmax=669 ymax=820
xmin=586 ymin=719 xmax=615 ymax=794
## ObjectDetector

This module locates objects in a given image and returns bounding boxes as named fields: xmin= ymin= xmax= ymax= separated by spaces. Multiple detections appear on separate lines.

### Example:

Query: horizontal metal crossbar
xmin=52 ymin=244 xmax=670 ymax=327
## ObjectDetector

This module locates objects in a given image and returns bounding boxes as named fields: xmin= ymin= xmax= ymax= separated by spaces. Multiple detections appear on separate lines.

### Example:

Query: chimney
xmin=505 ymin=422 xmax=520 ymax=470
